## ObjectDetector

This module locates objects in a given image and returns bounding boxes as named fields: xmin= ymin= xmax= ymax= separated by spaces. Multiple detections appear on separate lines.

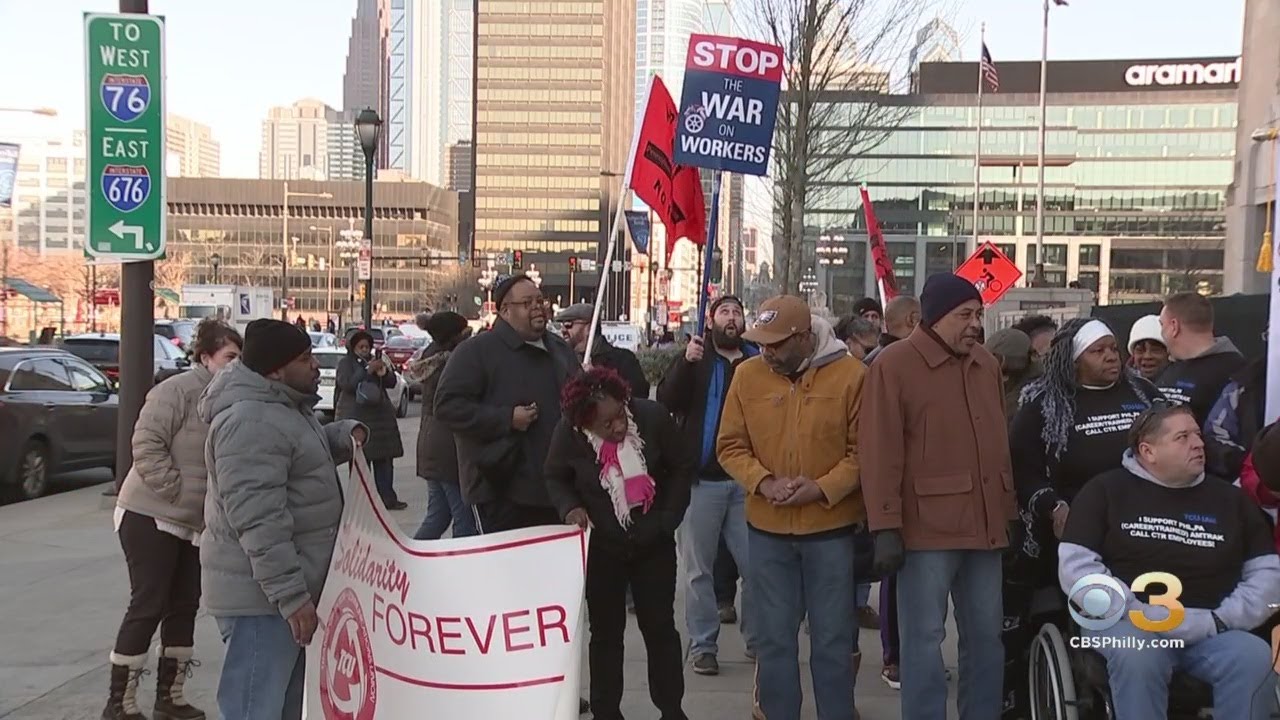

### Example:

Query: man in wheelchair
xmin=1057 ymin=403 xmax=1280 ymax=719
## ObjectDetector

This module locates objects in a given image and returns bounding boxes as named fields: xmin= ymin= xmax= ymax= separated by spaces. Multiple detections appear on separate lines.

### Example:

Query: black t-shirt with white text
xmin=1063 ymin=467 xmax=1274 ymax=609
xmin=1011 ymin=379 xmax=1157 ymax=517
xmin=1156 ymin=349 xmax=1245 ymax=427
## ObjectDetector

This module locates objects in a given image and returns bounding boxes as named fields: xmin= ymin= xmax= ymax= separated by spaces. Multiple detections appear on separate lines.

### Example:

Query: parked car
xmin=308 ymin=331 xmax=338 ymax=348
xmin=340 ymin=325 xmax=403 ymax=350
xmin=313 ymin=347 xmax=409 ymax=422
xmin=383 ymin=335 xmax=430 ymax=398
xmin=60 ymin=333 xmax=191 ymax=384
xmin=153 ymin=319 xmax=199 ymax=352
xmin=0 ymin=347 xmax=118 ymax=500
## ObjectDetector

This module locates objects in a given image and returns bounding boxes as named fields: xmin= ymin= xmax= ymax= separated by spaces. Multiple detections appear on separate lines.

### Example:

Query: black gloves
xmin=872 ymin=530 xmax=906 ymax=577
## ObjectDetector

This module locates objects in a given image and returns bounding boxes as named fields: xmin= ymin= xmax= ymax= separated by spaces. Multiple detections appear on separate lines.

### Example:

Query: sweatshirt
xmin=1156 ymin=337 xmax=1245 ymax=427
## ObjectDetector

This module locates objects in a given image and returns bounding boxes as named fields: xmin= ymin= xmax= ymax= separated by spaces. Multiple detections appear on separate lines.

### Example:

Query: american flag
xmin=980 ymin=43 xmax=999 ymax=92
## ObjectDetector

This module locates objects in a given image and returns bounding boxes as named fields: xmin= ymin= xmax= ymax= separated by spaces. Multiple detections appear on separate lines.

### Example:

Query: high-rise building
xmin=165 ymin=114 xmax=220 ymax=178
xmin=634 ymin=0 xmax=705 ymax=126
xmin=259 ymin=99 xmax=338 ymax=181
xmin=909 ymin=18 xmax=961 ymax=71
xmin=793 ymin=56 xmax=1238 ymax=309
xmin=343 ymin=0 xmax=391 ymax=168
xmin=2 ymin=130 xmax=87 ymax=253
xmin=474 ymin=0 xmax=636 ymax=307
xmin=326 ymin=109 xmax=367 ymax=182
xmin=443 ymin=0 xmax=473 ymax=147
xmin=446 ymin=141 xmax=473 ymax=192
xmin=387 ymin=0 xmax=445 ymax=183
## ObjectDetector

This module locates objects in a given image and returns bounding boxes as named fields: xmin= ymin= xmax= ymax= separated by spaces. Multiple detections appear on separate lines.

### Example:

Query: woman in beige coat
xmin=105 ymin=320 xmax=242 ymax=720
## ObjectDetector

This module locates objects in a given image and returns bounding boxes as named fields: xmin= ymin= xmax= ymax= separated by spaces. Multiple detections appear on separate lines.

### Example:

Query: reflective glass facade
xmin=798 ymin=57 xmax=1237 ymax=309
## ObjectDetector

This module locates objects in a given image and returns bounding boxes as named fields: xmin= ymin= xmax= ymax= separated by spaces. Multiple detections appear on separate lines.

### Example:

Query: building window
xmin=1078 ymin=244 xmax=1101 ymax=267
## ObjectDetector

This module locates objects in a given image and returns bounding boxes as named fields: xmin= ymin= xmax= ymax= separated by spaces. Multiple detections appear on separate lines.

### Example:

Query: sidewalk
xmin=0 ymin=412 xmax=959 ymax=719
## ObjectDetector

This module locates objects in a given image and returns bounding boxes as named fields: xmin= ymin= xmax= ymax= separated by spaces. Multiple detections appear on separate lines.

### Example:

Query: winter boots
xmin=154 ymin=647 xmax=206 ymax=720
xmin=103 ymin=648 xmax=206 ymax=720
xmin=103 ymin=653 xmax=148 ymax=720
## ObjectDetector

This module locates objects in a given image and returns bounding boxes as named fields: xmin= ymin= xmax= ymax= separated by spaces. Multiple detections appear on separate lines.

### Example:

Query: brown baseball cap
xmin=743 ymin=295 xmax=812 ymax=345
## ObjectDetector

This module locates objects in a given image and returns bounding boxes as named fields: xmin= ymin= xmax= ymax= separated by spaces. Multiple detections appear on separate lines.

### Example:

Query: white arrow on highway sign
xmin=108 ymin=220 xmax=149 ymax=251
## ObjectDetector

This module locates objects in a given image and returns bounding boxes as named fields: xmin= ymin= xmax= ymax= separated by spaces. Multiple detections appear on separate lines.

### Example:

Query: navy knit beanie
xmin=920 ymin=273 xmax=983 ymax=327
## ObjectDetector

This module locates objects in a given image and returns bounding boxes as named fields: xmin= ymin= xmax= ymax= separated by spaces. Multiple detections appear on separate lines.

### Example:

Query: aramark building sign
xmin=918 ymin=56 xmax=1242 ymax=95
xmin=1124 ymin=58 xmax=1241 ymax=87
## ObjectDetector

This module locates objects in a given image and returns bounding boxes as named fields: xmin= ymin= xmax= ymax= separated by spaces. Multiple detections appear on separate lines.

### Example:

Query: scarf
xmin=584 ymin=409 xmax=656 ymax=528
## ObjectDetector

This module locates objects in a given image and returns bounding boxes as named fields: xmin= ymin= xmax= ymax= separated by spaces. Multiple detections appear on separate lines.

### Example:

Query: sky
xmin=0 ymin=0 xmax=1248 ymax=179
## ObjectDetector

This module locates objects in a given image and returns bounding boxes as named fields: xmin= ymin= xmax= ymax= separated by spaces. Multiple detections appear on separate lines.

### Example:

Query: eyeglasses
xmin=503 ymin=296 xmax=547 ymax=310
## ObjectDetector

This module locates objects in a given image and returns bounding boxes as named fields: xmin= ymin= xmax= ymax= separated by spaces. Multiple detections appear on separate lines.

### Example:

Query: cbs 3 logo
xmin=1067 ymin=572 xmax=1185 ymax=632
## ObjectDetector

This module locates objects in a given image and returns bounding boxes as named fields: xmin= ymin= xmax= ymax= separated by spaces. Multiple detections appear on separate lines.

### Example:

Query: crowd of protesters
xmin=99 ymin=273 xmax=1280 ymax=720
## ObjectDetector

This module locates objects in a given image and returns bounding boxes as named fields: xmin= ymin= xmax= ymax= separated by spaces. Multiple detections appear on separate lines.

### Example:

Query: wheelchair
xmin=1028 ymin=619 xmax=1280 ymax=720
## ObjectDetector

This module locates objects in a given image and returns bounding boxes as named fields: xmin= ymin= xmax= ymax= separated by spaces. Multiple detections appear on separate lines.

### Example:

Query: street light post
xmin=281 ymin=182 xmax=333 ymax=319
xmin=210 ymin=252 xmax=221 ymax=284
xmin=310 ymin=225 xmax=336 ymax=316
xmin=355 ymin=108 xmax=383 ymax=326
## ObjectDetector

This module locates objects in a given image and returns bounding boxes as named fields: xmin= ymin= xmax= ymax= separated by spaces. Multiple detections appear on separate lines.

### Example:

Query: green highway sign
xmin=84 ymin=13 xmax=166 ymax=261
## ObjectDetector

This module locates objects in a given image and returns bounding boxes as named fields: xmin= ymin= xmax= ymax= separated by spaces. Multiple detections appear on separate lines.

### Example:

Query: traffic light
xmin=513 ymin=250 xmax=523 ymax=270
xmin=568 ymin=256 xmax=578 ymax=273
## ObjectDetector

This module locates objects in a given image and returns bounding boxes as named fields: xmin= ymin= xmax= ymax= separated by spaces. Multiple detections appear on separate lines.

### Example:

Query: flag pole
xmin=584 ymin=77 xmax=648 ymax=363
xmin=970 ymin=22 xmax=985 ymax=259
xmin=1034 ymin=0 xmax=1050 ymax=286
xmin=696 ymin=170 xmax=723 ymax=336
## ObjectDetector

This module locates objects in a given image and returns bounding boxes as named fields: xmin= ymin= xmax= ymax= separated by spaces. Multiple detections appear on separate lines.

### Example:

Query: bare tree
xmin=754 ymin=0 xmax=944 ymax=291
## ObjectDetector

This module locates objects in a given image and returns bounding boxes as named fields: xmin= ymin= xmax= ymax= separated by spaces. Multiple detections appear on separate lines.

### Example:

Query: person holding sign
xmin=545 ymin=367 xmax=693 ymax=720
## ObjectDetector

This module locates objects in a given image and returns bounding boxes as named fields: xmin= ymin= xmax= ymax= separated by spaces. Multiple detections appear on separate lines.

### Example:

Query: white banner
xmin=305 ymin=449 xmax=588 ymax=719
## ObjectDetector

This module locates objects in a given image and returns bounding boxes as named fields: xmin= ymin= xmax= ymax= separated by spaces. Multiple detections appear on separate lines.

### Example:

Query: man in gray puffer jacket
xmin=200 ymin=319 xmax=366 ymax=720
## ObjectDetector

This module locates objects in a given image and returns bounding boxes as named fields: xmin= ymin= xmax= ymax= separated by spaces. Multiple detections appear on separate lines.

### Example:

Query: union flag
xmin=629 ymin=76 xmax=706 ymax=257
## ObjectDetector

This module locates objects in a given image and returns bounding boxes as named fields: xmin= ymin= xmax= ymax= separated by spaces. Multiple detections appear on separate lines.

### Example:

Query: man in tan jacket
xmin=859 ymin=273 xmax=1016 ymax=720
xmin=718 ymin=294 xmax=866 ymax=720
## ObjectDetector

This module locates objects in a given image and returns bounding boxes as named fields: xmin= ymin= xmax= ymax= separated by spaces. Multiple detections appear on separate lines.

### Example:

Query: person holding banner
xmin=545 ymin=367 xmax=693 ymax=720
xmin=199 ymin=319 xmax=366 ymax=720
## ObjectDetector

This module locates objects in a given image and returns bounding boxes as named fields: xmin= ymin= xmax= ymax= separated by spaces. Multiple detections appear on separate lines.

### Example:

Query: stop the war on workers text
xmin=674 ymin=33 xmax=784 ymax=177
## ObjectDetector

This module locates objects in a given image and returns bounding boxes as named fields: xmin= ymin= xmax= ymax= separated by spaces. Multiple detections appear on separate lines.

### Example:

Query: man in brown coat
xmin=859 ymin=273 xmax=1016 ymax=720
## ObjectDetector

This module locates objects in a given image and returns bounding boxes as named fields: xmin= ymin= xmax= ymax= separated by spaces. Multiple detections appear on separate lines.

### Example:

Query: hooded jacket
xmin=412 ymin=342 xmax=460 ymax=483
xmin=1203 ymin=356 xmax=1267 ymax=481
xmin=716 ymin=316 xmax=867 ymax=536
xmin=656 ymin=334 xmax=758 ymax=480
xmin=199 ymin=360 xmax=362 ymax=619
xmin=116 ymin=364 xmax=215 ymax=533
xmin=1156 ymin=337 xmax=1246 ymax=427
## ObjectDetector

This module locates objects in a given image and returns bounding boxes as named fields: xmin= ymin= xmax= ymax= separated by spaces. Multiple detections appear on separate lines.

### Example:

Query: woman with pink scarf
xmin=545 ymin=367 xmax=693 ymax=720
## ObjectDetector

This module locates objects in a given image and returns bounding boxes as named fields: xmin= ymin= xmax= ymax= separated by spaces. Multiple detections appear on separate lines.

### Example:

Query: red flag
xmin=629 ymin=77 xmax=706 ymax=257
xmin=860 ymin=187 xmax=899 ymax=301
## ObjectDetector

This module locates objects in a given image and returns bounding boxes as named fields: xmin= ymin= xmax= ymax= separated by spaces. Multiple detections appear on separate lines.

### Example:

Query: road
xmin=0 ymin=404 xmax=961 ymax=719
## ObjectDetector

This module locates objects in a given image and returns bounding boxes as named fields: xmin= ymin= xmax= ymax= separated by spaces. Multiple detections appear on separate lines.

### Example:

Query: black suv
xmin=60 ymin=333 xmax=191 ymax=385
xmin=0 ymin=348 xmax=118 ymax=501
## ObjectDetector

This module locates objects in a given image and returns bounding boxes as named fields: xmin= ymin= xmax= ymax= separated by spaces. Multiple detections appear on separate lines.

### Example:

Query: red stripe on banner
xmin=349 ymin=451 xmax=585 ymax=557
xmin=376 ymin=666 xmax=566 ymax=690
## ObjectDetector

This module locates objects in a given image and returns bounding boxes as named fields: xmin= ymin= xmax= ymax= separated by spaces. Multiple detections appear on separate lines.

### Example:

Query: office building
xmin=165 ymin=114 xmax=221 ymax=178
xmin=1226 ymin=0 xmax=1278 ymax=295
xmin=326 ymin=109 xmax=367 ymax=182
xmin=795 ymin=56 xmax=1238 ymax=310
xmin=474 ymin=0 xmax=636 ymax=308
xmin=343 ymin=0 xmax=391 ymax=168
xmin=446 ymin=140 xmax=473 ymax=192
xmin=387 ymin=0 xmax=445 ymax=184
xmin=166 ymin=178 xmax=458 ymax=318
xmin=909 ymin=18 xmax=961 ymax=71
xmin=259 ymin=99 xmax=338 ymax=181
xmin=3 ymin=130 xmax=87 ymax=253
xmin=443 ymin=0 xmax=473 ymax=147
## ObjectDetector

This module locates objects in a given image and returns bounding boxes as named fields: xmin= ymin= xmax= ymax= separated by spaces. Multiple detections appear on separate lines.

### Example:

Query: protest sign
xmin=305 ymin=448 xmax=587 ymax=719
xmin=674 ymin=34 xmax=784 ymax=176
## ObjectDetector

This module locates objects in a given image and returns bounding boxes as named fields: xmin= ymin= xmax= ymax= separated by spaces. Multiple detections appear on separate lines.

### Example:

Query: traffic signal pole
xmin=112 ymin=0 xmax=155 ymax=494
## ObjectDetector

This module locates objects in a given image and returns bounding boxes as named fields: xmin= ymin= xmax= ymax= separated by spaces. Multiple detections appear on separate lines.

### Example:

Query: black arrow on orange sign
xmin=979 ymin=245 xmax=997 ymax=265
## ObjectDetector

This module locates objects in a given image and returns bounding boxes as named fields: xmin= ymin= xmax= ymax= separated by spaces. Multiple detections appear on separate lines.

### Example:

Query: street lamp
xmin=310 ymin=225 xmax=336 ymax=316
xmin=355 ymin=108 xmax=382 ymax=326
xmin=209 ymin=252 xmax=221 ymax=284
xmin=281 ymin=183 xmax=333 ymax=319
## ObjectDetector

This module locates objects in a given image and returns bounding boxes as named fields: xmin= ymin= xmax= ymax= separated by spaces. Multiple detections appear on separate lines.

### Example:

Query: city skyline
xmin=0 ymin=0 xmax=1248 ymax=178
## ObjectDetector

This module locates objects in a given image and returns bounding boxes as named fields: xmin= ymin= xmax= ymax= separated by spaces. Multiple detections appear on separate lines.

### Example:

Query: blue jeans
xmin=897 ymin=549 xmax=1003 ymax=720
xmin=413 ymin=479 xmax=477 ymax=539
xmin=1089 ymin=619 xmax=1276 ymax=720
xmin=215 ymin=615 xmax=305 ymax=720
xmin=372 ymin=458 xmax=398 ymax=505
xmin=678 ymin=479 xmax=752 ymax=657
xmin=750 ymin=527 xmax=856 ymax=720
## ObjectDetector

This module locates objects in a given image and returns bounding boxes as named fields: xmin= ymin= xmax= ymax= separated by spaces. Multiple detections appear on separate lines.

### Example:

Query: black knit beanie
xmin=241 ymin=319 xmax=312 ymax=376
xmin=920 ymin=273 xmax=983 ymax=327
xmin=425 ymin=311 xmax=469 ymax=343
